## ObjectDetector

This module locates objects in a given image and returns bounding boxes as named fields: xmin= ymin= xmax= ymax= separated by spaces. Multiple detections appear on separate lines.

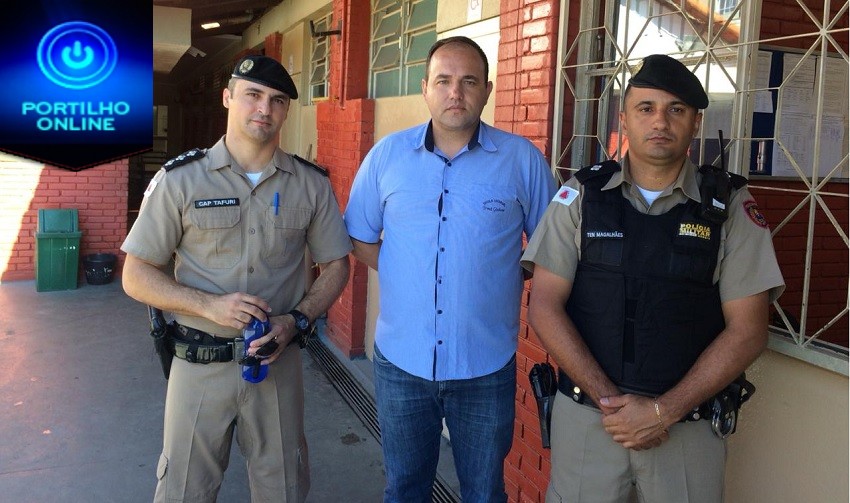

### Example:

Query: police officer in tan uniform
xmin=122 ymin=55 xmax=352 ymax=503
xmin=522 ymin=55 xmax=785 ymax=502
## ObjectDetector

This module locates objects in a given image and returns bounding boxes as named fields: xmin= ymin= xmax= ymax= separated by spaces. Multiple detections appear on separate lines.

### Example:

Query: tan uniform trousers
xmin=546 ymin=393 xmax=726 ymax=503
xmin=154 ymin=343 xmax=309 ymax=503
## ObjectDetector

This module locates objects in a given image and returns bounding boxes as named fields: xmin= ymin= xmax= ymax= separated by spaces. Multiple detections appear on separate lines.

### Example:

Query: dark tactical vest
xmin=567 ymin=161 xmax=746 ymax=395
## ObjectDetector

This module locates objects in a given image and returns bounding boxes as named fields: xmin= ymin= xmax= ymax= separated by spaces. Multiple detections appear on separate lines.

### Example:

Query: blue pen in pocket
xmin=273 ymin=192 xmax=279 ymax=215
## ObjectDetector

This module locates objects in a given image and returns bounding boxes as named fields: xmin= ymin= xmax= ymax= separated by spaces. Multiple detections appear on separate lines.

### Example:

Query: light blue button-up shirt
xmin=344 ymin=121 xmax=556 ymax=380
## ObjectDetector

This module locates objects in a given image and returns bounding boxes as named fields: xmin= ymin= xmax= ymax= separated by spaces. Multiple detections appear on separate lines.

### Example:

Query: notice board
xmin=748 ymin=47 xmax=848 ymax=179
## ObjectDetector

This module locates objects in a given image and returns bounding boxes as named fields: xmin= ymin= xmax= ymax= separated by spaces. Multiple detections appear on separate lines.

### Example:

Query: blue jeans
xmin=373 ymin=344 xmax=515 ymax=503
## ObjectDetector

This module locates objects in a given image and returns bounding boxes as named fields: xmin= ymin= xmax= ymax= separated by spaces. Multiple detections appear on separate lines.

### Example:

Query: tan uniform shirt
xmin=122 ymin=137 xmax=352 ymax=336
xmin=522 ymin=157 xmax=785 ymax=303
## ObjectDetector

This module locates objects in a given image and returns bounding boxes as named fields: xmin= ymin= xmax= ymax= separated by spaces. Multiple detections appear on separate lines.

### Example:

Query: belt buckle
xmin=232 ymin=337 xmax=246 ymax=364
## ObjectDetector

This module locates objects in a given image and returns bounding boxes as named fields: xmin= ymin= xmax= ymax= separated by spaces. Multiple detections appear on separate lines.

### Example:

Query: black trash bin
xmin=82 ymin=253 xmax=117 ymax=285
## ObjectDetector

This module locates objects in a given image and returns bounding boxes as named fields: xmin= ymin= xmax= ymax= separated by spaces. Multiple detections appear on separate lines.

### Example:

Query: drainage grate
xmin=307 ymin=338 xmax=461 ymax=503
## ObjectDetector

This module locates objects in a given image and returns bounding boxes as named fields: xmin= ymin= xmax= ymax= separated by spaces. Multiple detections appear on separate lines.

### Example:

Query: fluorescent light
xmin=201 ymin=22 xmax=220 ymax=30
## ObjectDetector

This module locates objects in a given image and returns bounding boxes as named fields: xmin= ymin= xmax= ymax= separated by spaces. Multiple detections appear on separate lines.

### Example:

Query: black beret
xmin=628 ymin=54 xmax=708 ymax=109
xmin=232 ymin=55 xmax=298 ymax=99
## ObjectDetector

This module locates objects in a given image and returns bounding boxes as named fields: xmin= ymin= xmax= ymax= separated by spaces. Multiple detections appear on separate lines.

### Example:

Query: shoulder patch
xmin=163 ymin=148 xmax=207 ymax=171
xmin=142 ymin=169 xmax=165 ymax=199
xmin=743 ymin=199 xmax=769 ymax=228
xmin=574 ymin=160 xmax=621 ymax=184
xmin=552 ymin=185 xmax=579 ymax=207
xmin=293 ymin=155 xmax=329 ymax=177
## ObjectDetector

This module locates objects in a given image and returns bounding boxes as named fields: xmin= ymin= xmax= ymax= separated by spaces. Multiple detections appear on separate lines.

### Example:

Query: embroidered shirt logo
xmin=679 ymin=222 xmax=712 ymax=240
xmin=483 ymin=199 xmax=506 ymax=213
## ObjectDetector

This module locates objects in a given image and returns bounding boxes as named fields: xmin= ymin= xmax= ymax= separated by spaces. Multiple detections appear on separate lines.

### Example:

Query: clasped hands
xmin=598 ymin=394 xmax=669 ymax=450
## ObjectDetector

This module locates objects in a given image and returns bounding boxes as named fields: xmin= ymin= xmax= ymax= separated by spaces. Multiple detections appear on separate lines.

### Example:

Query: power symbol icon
xmin=37 ymin=21 xmax=117 ymax=90
xmin=61 ymin=41 xmax=95 ymax=70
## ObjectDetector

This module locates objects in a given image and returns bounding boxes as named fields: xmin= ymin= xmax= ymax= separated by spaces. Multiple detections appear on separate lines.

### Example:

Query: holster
xmin=529 ymin=362 xmax=558 ymax=449
xmin=710 ymin=374 xmax=756 ymax=438
xmin=148 ymin=306 xmax=174 ymax=380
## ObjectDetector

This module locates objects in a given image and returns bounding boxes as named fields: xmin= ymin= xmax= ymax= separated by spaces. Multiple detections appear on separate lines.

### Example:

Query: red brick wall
xmin=319 ymin=0 xmax=374 ymax=357
xmin=496 ymin=0 xmax=561 ymax=501
xmin=760 ymin=0 xmax=848 ymax=49
xmin=0 ymin=160 xmax=129 ymax=283
xmin=318 ymin=99 xmax=374 ymax=356
xmin=751 ymin=181 xmax=849 ymax=347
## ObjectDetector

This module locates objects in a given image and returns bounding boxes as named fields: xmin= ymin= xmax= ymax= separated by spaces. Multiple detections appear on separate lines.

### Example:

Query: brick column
xmin=496 ymin=0 xmax=562 ymax=501
xmin=318 ymin=0 xmax=373 ymax=357
xmin=264 ymin=32 xmax=283 ymax=59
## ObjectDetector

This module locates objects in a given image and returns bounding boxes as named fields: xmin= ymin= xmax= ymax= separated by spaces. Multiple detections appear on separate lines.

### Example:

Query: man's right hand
xmin=205 ymin=292 xmax=272 ymax=330
xmin=599 ymin=394 xmax=671 ymax=450
xmin=123 ymin=255 xmax=272 ymax=331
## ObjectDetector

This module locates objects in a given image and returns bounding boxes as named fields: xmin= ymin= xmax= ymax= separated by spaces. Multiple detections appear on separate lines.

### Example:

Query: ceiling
xmin=153 ymin=0 xmax=281 ymax=80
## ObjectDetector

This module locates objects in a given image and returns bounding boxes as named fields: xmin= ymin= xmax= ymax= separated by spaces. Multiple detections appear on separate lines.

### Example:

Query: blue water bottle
xmin=242 ymin=318 xmax=270 ymax=383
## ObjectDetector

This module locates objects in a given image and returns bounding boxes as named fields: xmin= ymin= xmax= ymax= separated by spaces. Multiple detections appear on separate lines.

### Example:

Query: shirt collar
xmin=205 ymin=136 xmax=231 ymax=170
xmin=419 ymin=120 xmax=496 ymax=154
xmin=210 ymin=135 xmax=289 ymax=176
xmin=607 ymin=155 xmax=702 ymax=202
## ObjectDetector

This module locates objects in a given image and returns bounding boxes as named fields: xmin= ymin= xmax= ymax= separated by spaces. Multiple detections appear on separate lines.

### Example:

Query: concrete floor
xmin=0 ymin=279 xmax=394 ymax=502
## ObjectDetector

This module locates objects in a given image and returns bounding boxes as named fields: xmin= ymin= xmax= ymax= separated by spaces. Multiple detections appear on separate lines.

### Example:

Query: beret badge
xmin=238 ymin=59 xmax=254 ymax=75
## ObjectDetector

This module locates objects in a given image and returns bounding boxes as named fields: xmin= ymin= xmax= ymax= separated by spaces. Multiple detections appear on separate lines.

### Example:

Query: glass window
xmin=310 ymin=12 xmax=333 ymax=101
xmin=370 ymin=0 xmax=437 ymax=98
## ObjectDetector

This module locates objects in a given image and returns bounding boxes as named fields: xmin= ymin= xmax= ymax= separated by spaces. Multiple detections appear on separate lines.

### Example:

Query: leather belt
xmin=556 ymin=369 xmax=709 ymax=422
xmin=169 ymin=323 xmax=243 ymax=364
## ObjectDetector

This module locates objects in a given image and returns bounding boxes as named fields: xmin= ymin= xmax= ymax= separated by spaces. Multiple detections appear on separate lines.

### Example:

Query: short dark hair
xmin=425 ymin=36 xmax=489 ymax=82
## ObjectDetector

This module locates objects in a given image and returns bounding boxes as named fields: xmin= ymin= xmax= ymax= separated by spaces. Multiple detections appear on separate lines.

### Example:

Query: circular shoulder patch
xmin=743 ymin=199 xmax=768 ymax=228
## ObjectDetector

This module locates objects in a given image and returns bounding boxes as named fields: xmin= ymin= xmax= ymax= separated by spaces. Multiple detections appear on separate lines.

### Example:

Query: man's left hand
xmin=246 ymin=315 xmax=296 ymax=364
xmin=599 ymin=394 xmax=669 ymax=450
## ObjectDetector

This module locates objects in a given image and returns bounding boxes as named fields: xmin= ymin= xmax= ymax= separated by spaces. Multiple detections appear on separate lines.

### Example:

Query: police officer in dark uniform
xmin=122 ymin=55 xmax=352 ymax=502
xmin=522 ymin=55 xmax=785 ymax=502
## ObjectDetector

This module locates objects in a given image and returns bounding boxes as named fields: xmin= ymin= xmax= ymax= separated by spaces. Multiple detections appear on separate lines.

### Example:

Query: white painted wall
xmin=725 ymin=349 xmax=848 ymax=502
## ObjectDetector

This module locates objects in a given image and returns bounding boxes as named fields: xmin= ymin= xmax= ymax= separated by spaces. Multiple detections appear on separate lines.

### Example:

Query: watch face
xmin=291 ymin=311 xmax=309 ymax=332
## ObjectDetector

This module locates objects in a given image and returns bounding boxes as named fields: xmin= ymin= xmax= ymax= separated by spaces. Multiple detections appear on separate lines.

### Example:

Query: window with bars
xmin=310 ymin=12 xmax=332 ymax=101
xmin=718 ymin=0 xmax=740 ymax=15
xmin=370 ymin=0 xmax=437 ymax=98
xmin=553 ymin=0 xmax=849 ymax=362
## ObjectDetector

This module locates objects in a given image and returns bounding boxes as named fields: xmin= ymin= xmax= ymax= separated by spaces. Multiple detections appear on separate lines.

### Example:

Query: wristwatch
xmin=287 ymin=309 xmax=312 ymax=348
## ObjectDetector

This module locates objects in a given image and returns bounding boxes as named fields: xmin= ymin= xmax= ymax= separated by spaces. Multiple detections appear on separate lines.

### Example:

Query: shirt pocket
xmin=187 ymin=207 xmax=241 ymax=269
xmin=264 ymin=207 xmax=311 ymax=268
xmin=463 ymin=183 xmax=520 ymax=232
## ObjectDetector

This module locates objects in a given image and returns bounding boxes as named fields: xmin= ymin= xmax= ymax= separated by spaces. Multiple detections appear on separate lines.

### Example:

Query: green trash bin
xmin=35 ymin=209 xmax=82 ymax=292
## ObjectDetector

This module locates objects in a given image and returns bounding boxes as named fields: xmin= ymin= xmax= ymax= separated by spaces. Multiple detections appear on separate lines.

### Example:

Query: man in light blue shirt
xmin=344 ymin=36 xmax=556 ymax=503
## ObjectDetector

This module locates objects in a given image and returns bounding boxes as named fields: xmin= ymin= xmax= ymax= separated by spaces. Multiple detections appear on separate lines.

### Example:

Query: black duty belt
xmin=557 ymin=369 xmax=710 ymax=422
xmin=169 ymin=323 xmax=243 ymax=364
